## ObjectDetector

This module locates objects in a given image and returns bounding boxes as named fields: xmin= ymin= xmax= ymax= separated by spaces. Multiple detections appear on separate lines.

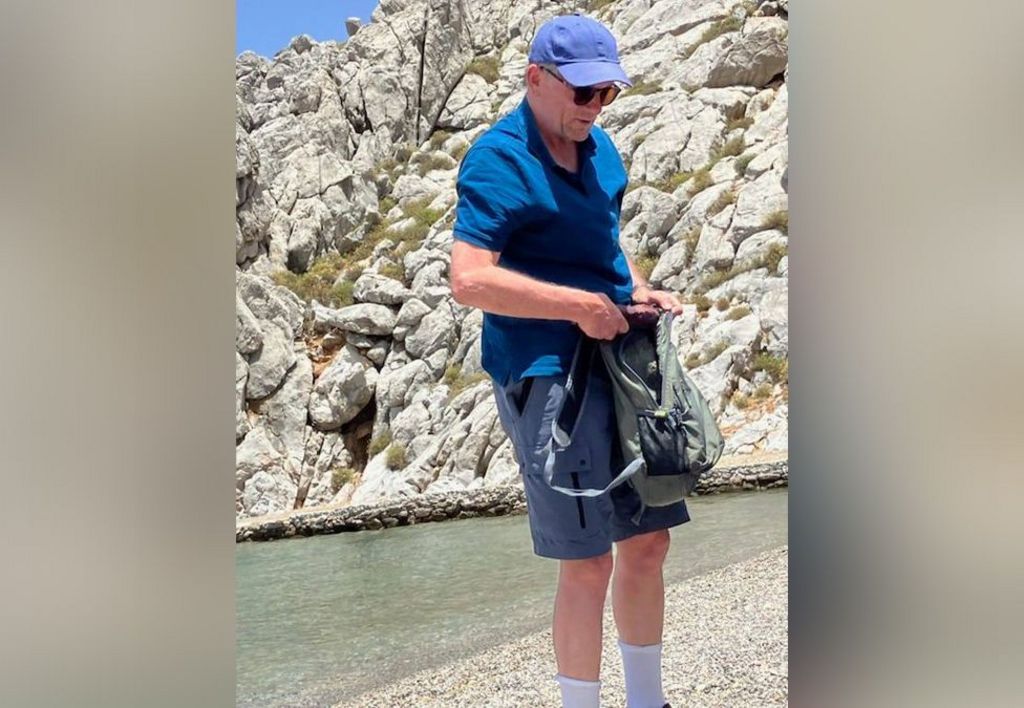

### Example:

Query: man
xmin=449 ymin=13 xmax=688 ymax=708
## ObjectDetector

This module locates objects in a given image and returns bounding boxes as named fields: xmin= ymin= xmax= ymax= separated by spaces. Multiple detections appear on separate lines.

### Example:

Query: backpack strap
xmin=540 ymin=333 xmax=645 ymax=498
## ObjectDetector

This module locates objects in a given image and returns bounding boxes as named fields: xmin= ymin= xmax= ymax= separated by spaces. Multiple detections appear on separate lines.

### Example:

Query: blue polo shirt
xmin=452 ymin=99 xmax=634 ymax=386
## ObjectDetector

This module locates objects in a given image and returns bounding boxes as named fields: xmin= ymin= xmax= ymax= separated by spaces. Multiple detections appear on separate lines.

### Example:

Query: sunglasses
xmin=540 ymin=65 xmax=623 ymax=107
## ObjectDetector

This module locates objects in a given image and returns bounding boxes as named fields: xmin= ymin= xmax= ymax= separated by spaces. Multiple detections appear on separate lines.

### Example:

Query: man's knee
xmin=615 ymin=529 xmax=671 ymax=573
xmin=558 ymin=551 xmax=614 ymax=589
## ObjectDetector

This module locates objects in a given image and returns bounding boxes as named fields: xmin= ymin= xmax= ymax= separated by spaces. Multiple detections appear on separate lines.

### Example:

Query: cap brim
xmin=558 ymin=61 xmax=633 ymax=88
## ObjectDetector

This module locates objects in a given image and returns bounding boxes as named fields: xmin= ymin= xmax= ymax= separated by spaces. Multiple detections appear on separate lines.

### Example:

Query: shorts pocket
xmin=508 ymin=376 xmax=535 ymax=417
xmin=551 ymin=440 xmax=593 ymax=530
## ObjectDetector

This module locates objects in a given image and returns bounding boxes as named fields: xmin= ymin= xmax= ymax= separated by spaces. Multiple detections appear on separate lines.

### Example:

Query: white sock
xmin=617 ymin=639 xmax=666 ymax=708
xmin=554 ymin=673 xmax=601 ymax=708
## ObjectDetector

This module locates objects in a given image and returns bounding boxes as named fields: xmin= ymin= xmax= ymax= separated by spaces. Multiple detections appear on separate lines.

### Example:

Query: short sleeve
xmin=453 ymin=146 xmax=532 ymax=253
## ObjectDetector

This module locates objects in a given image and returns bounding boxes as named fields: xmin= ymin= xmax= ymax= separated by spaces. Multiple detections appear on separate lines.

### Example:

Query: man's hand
xmin=576 ymin=292 xmax=630 ymax=340
xmin=632 ymin=284 xmax=684 ymax=314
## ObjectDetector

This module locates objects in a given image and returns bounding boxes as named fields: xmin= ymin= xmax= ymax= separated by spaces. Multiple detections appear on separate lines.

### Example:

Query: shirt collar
xmin=518 ymin=98 xmax=598 ymax=167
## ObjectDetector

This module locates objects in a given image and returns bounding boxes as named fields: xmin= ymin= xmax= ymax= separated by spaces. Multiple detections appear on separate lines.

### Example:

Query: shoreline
xmin=329 ymin=545 xmax=788 ymax=707
xmin=236 ymin=453 xmax=788 ymax=542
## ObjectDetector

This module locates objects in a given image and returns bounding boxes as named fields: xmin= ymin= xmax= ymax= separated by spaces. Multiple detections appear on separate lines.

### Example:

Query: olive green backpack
xmin=540 ymin=311 xmax=724 ymax=524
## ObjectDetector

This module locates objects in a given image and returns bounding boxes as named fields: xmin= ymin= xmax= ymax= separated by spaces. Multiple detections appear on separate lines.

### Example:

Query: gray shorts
xmin=493 ymin=367 xmax=690 ymax=560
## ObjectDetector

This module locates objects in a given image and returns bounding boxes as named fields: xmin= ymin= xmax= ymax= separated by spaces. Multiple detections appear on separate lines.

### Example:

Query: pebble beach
xmin=332 ymin=546 xmax=788 ymax=708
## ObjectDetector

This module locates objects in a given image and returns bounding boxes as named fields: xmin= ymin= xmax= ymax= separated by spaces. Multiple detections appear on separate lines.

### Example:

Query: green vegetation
xmin=753 ymin=383 xmax=773 ymax=399
xmin=752 ymin=353 xmax=788 ymax=383
xmin=763 ymin=242 xmax=787 ymax=273
xmin=684 ymin=352 xmax=702 ymax=369
xmin=715 ymin=297 xmax=730 ymax=311
xmin=368 ymin=431 xmax=392 ymax=456
xmin=446 ymin=368 xmax=490 ymax=401
xmin=681 ymin=225 xmax=702 ymax=267
xmin=654 ymin=170 xmax=692 ymax=193
xmin=682 ymin=16 xmax=744 ymax=59
xmin=727 ymin=115 xmax=754 ymax=132
xmin=443 ymin=364 xmax=461 ymax=386
xmin=404 ymin=197 xmax=445 ymax=229
xmin=707 ymin=187 xmax=737 ymax=216
xmin=272 ymin=253 xmax=355 ymax=307
xmin=698 ymin=265 xmax=733 ymax=293
xmin=346 ymin=221 xmax=391 ymax=265
xmin=394 ymin=143 xmax=415 ymax=163
xmin=693 ymin=294 xmax=712 ymax=312
xmin=374 ymin=157 xmax=398 ymax=179
xmin=331 ymin=467 xmax=357 ymax=493
xmin=761 ymin=209 xmax=788 ymax=234
xmin=346 ymin=196 xmax=444 ymax=275
xmin=732 ymin=391 xmax=750 ymax=409
xmin=688 ymin=167 xmax=713 ymax=195
xmin=378 ymin=196 xmax=397 ymax=215
xmin=712 ymin=136 xmax=745 ymax=162
xmin=632 ymin=133 xmax=649 ymax=149
xmin=633 ymin=254 xmax=659 ymax=281
xmin=377 ymin=261 xmax=405 ymax=282
xmin=587 ymin=0 xmax=617 ymax=12
xmin=466 ymin=55 xmax=501 ymax=84
xmin=727 ymin=304 xmax=752 ymax=320
xmin=385 ymin=443 xmax=407 ymax=470
xmin=625 ymin=80 xmax=663 ymax=96
xmin=416 ymin=152 xmax=455 ymax=177
xmin=704 ymin=341 xmax=728 ymax=362
xmin=451 ymin=142 xmax=469 ymax=162
xmin=699 ymin=16 xmax=743 ymax=45
xmin=428 ymin=129 xmax=451 ymax=151
xmin=693 ymin=241 xmax=788 ymax=295
xmin=734 ymin=152 xmax=755 ymax=175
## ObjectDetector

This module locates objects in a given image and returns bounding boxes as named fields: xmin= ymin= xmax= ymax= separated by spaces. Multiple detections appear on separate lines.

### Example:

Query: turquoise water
xmin=236 ymin=488 xmax=788 ymax=707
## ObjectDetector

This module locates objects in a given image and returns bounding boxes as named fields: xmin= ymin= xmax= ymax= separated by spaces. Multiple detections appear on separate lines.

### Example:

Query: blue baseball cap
xmin=528 ymin=13 xmax=633 ymax=88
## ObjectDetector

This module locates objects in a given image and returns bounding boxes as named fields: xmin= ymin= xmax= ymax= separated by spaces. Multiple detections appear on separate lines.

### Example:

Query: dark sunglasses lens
xmin=600 ymin=85 xmax=621 ymax=106
xmin=572 ymin=85 xmax=621 ymax=106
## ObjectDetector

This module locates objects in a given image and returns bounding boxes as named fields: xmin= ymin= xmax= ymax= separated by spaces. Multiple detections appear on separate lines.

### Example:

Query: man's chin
xmin=570 ymin=124 xmax=593 ymax=141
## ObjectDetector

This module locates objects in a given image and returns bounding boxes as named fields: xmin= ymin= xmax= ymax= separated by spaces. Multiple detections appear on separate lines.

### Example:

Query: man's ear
xmin=525 ymin=64 xmax=543 ymax=90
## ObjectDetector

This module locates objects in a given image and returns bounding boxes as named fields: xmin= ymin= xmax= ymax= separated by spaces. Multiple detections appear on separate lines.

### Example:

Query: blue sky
xmin=237 ymin=0 xmax=381 ymax=58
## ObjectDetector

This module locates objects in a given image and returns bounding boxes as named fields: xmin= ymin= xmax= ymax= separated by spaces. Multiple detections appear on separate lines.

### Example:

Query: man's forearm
xmin=452 ymin=265 xmax=598 ymax=323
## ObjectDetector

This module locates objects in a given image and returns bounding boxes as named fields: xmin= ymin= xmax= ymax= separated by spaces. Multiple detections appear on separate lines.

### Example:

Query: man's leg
xmin=612 ymin=529 xmax=671 ymax=708
xmin=612 ymin=529 xmax=670 ymax=644
xmin=553 ymin=551 xmax=614 ymax=681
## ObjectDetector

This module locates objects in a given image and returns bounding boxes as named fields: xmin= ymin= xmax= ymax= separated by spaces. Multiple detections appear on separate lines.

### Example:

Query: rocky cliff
xmin=235 ymin=0 xmax=789 ymax=520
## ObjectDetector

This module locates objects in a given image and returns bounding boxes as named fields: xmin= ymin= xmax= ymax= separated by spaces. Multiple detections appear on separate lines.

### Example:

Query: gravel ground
xmin=332 ymin=546 xmax=788 ymax=708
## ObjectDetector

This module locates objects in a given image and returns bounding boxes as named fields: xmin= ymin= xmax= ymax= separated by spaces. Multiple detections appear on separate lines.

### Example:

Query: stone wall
xmin=236 ymin=460 xmax=788 ymax=542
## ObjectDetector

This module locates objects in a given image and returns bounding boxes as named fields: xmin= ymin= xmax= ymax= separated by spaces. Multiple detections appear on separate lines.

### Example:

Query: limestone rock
xmin=236 ymin=353 xmax=250 ymax=441
xmin=437 ymin=72 xmax=494 ymax=130
xmin=258 ymin=350 xmax=313 ymax=470
xmin=620 ymin=187 xmax=679 ymax=257
xmin=693 ymin=222 xmax=736 ymax=272
xmin=235 ymin=293 xmax=263 ymax=355
xmin=245 ymin=321 xmax=296 ymax=400
xmin=312 ymin=302 xmax=397 ymax=335
xmin=308 ymin=346 xmax=379 ymax=430
xmin=729 ymin=168 xmax=787 ymax=246
xmin=236 ymin=271 xmax=305 ymax=339
xmin=352 ymin=272 xmax=413 ymax=305
xmin=706 ymin=17 xmax=788 ymax=88
xmin=622 ymin=0 xmax=731 ymax=53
